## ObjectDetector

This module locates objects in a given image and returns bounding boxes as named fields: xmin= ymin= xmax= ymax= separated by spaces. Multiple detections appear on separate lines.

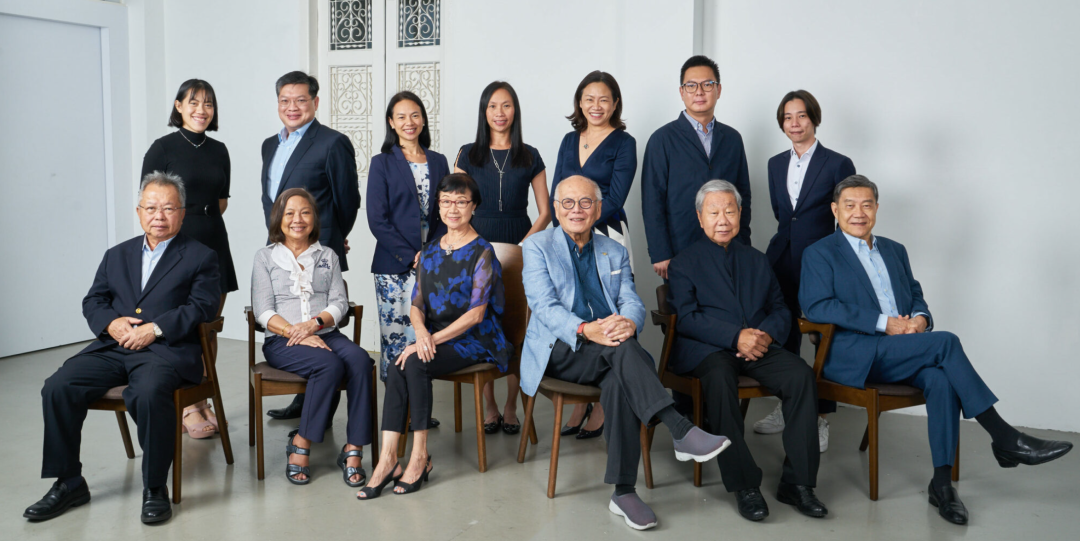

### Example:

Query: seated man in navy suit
xmin=668 ymin=180 xmax=825 ymax=522
xmin=521 ymin=175 xmax=731 ymax=531
xmin=25 ymin=172 xmax=220 ymax=524
xmin=800 ymin=175 xmax=1072 ymax=525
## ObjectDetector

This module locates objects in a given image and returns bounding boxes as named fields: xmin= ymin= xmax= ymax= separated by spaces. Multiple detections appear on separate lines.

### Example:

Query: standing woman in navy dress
xmin=549 ymin=71 xmax=638 ymax=439
xmin=454 ymin=81 xmax=549 ymax=435
xmin=140 ymin=79 xmax=236 ymax=439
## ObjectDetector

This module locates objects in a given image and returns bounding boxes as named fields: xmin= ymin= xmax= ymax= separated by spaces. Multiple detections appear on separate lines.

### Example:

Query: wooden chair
xmin=643 ymin=284 xmax=773 ymax=487
xmin=396 ymin=242 xmax=534 ymax=473
xmin=90 ymin=317 xmax=234 ymax=503
xmin=517 ymin=377 xmax=653 ymax=498
xmin=245 ymin=282 xmax=378 ymax=480
xmin=798 ymin=319 xmax=959 ymax=500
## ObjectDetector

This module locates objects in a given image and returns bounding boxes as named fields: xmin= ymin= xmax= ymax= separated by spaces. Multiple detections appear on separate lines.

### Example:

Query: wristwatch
xmin=313 ymin=316 xmax=325 ymax=330
xmin=152 ymin=323 xmax=163 ymax=338
xmin=576 ymin=322 xmax=588 ymax=344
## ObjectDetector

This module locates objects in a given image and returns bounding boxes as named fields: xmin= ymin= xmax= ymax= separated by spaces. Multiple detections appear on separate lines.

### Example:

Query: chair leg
xmin=370 ymin=368 xmax=380 ymax=470
xmin=473 ymin=374 xmax=488 ymax=473
xmin=454 ymin=382 xmax=463 ymax=433
xmin=248 ymin=383 xmax=255 ymax=447
xmin=254 ymin=377 xmax=266 ymax=481
xmin=952 ymin=439 xmax=960 ymax=482
xmin=173 ymin=393 xmax=183 ymax=504
xmin=641 ymin=423 xmax=654 ymax=489
xmin=210 ymin=390 xmax=234 ymax=466
xmin=867 ymin=396 xmax=880 ymax=501
xmin=547 ymin=393 xmax=565 ymax=499
xmin=116 ymin=411 xmax=135 ymax=459
xmin=523 ymin=391 xmax=537 ymax=444
xmin=517 ymin=393 xmax=536 ymax=463
xmin=739 ymin=398 xmax=750 ymax=420
xmin=694 ymin=385 xmax=704 ymax=488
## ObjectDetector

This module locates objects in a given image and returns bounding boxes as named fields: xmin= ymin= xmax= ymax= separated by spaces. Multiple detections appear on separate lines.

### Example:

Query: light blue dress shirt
xmin=141 ymin=235 xmax=175 ymax=290
xmin=842 ymin=231 xmax=926 ymax=332
xmin=267 ymin=120 xmax=315 ymax=201
xmin=682 ymin=110 xmax=714 ymax=158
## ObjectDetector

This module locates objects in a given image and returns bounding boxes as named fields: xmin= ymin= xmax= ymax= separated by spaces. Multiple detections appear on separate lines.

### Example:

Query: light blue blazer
xmin=519 ymin=227 xmax=646 ymax=396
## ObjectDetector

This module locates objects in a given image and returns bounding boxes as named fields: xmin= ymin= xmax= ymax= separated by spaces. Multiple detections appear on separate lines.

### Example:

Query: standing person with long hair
xmin=140 ymin=79 xmax=235 ymax=439
xmin=549 ymin=71 xmax=638 ymax=440
xmin=454 ymin=81 xmax=549 ymax=436
xmin=367 ymin=92 xmax=449 ymax=400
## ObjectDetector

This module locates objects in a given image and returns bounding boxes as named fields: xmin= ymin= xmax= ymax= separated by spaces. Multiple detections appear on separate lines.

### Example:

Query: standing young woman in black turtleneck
xmin=140 ymin=79 xmax=237 ymax=439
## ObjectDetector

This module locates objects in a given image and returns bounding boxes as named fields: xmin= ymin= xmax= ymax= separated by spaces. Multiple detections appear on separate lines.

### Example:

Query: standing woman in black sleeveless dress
xmin=140 ymin=79 xmax=237 ymax=439
xmin=454 ymin=81 xmax=549 ymax=436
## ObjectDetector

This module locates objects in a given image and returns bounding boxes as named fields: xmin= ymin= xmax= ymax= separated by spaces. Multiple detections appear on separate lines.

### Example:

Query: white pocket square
xmin=611 ymin=270 xmax=622 ymax=275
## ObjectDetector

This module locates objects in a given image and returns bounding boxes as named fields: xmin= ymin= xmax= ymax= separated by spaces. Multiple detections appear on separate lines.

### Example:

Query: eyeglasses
xmin=438 ymin=199 xmax=473 ymax=209
xmin=278 ymin=98 xmax=311 ymax=107
xmin=680 ymin=81 xmax=719 ymax=93
xmin=558 ymin=197 xmax=596 ymax=210
xmin=138 ymin=206 xmax=180 ymax=216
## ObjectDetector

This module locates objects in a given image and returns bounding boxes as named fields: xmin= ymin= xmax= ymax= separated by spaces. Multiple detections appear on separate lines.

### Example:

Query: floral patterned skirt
xmin=374 ymin=270 xmax=417 ymax=381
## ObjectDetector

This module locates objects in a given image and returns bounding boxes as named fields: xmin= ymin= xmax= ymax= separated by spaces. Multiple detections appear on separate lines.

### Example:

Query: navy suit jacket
xmin=668 ymin=238 xmax=790 ymax=375
xmin=366 ymin=146 xmax=449 ymax=274
xmin=642 ymin=114 xmax=751 ymax=263
xmin=765 ymin=144 xmax=855 ymax=282
xmin=261 ymin=119 xmax=359 ymax=271
xmin=80 ymin=233 xmax=221 ymax=384
xmin=799 ymin=229 xmax=934 ymax=388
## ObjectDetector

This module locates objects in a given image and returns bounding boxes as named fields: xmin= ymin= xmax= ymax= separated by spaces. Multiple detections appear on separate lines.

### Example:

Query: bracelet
xmin=282 ymin=324 xmax=292 ymax=337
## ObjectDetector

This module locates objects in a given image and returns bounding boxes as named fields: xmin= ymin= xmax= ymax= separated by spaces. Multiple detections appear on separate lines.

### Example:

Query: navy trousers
xmin=867 ymin=331 xmax=998 ymax=467
xmin=263 ymin=330 xmax=374 ymax=446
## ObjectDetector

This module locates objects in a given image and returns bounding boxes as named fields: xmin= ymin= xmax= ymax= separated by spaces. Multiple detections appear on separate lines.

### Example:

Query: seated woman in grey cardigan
xmin=252 ymin=187 xmax=375 ymax=486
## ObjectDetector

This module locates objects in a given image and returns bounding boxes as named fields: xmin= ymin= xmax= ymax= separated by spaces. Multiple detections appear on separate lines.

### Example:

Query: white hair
xmin=139 ymin=171 xmax=187 ymax=207
xmin=554 ymin=175 xmax=603 ymax=201
xmin=695 ymin=179 xmax=741 ymax=212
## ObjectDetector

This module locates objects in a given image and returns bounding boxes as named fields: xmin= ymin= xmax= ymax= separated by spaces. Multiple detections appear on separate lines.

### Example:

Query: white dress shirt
xmin=786 ymin=139 xmax=819 ymax=209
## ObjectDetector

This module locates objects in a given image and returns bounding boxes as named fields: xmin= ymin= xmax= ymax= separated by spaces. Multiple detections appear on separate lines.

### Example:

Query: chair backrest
xmin=651 ymin=284 xmax=678 ymax=380
xmin=655 ymin=283 xmax=673 ymax=315
xmin=198 ymin=317 xmax=225 ymax=381
xmin=797 ymin=318 xmax=836 ymax=380
xmin=491 ymin=242 xmax=527 ymax=350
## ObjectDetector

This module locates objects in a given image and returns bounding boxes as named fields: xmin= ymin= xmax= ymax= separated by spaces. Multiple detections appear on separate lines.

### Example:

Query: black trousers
xmin=382 ymin=343 xmax=478 ymax=433
xmin=41 ymin=347 xmax=184 ymax=488
xmin=774 ymin=245 xmax=836 ymax=414
xmin=687 ymin=348 xmax=819 ymax=492
xmin=546 ymin=339 xmax=674 ymax=486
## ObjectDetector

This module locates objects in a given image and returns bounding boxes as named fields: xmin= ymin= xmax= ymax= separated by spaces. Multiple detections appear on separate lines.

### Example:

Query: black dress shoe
xmin=141 ymin=486 xmax=172 ymax=524
xmin=268 ymin=394 xmax=305 ymax=420
xmin=735 ymin=487 xmax=769 ymax=522
xmin=927 ymin=482 xmax=968 ymax=525
xmin=991 ymin=432 xmax=1073 ymax=467
xmin=428 ymin=417 xmax=440 ymax=429
xmin=776 ymin=482 xmax=828 ymax=518
xmin=24 ymin=480 xmax=91 ymax=521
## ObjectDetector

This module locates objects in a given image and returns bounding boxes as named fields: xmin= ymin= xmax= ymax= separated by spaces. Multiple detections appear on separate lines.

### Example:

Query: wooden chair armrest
xmin=797 ymin=319 xmax=836 ymax=379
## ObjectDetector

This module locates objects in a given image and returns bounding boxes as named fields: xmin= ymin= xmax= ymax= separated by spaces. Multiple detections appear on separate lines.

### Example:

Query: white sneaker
xmin=818 ymin=417 xmax=830 ymax=453
xmin=753 ymin=402 xmax=785 ymax=434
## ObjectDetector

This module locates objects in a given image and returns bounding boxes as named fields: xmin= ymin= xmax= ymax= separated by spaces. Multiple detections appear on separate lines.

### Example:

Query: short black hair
xmin=268 ymin=188 xmax=321 ymax=244
xmin=436 ymin=173 xmax=482 ymax=207
xmin=169 ymin=79 xmax=219 ymax=131
xmin=275 ymin=71 xmax=319 ymax=98
xmin=680 ymin=55 xmax=720 ymax=84
xmin=381 ymin=91 xmax=432 ymax=153
xmin=833 ymin=175 xmax=879 ymax=203
xmin=776 ymin=90 xmax=822 ymax=130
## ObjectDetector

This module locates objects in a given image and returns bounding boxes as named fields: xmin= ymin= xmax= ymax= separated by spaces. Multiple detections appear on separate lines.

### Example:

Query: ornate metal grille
xmin=398 ymin=0 xmax=440 ymax=47
xmin=330 ymin=66 xmax=374 ymax=181
xmin=330 ymin=0 xmax=372 ymax=50
xmin=397 ymin=62 xmax=441 ymax=150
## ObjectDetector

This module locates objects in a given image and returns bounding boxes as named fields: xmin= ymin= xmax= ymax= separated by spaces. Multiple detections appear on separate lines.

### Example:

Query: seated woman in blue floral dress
xmin=358 ymin=173 xmax=511 ymax=500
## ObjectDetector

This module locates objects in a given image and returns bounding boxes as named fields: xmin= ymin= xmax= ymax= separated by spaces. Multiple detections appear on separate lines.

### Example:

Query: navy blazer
xmin=765 ymin=143 xmax=855 ymax=281
xmin=80 ymin=233 xmax=221 ymax=384
xmin=668 ymin=238 xmax=789 ymax=375
xmin=799 ymin=229 xmax=934 ymax=388
xmin=261 ymin=119 xmax=360 ymax=271
xmin=366 ymin=145 xmax=449 ymax=275
xmin=642 ymin=114 xmax=751 ymax=263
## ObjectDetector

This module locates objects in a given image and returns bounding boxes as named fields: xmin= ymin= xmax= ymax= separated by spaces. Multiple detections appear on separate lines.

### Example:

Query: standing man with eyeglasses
xmin=642 ymin=55 xmax=752 ymax=281
xmin=260 ymin=71 xmax=359 ymax=421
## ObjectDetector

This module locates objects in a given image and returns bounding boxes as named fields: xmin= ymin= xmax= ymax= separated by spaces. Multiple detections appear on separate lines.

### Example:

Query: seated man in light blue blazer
xmin=521 ymin=175 xmax=731 ymax=531
xmin=800 ymin=175 xmax=1072 ymax=526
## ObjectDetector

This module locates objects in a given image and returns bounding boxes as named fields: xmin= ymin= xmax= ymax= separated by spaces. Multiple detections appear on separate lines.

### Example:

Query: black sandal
xmin=483 ymin=414 xmax=504 ymax=435
xmin=394 ymin=456 xmax=432 ymax=495
xmin=356 ymin=463 xmax=403 ymax=500
xmin=337 ymin=445 xmax=366 ymax=487
xmin=285 ymin=433 xmax=311 ymax=485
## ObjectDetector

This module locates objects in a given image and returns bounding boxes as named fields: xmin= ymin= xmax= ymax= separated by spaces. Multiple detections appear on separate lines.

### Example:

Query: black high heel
xmin=394 ymin=456 xmax=432 ymax=495
xmin=560 ymin=403 xmax=593 ymax=436
xmin=356 ymin=462 xmax=403 ymax=500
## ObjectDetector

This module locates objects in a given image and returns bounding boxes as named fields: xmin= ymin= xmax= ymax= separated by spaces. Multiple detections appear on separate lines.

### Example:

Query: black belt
xmin=186 ymin=204 xmax=221 ymax=216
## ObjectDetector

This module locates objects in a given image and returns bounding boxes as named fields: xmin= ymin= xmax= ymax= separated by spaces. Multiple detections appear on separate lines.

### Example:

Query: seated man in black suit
xmin=25 ymin=172 xmax=220 ymax=524
xmin=667 ymin=180 xmax=824 ymax=522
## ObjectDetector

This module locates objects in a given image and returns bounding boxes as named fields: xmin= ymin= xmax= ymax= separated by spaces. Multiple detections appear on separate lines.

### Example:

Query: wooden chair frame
xmin=90 ymin=317 xmax=234 ymax=503
xmin=798 ymin=319 xmax=959 ymax=500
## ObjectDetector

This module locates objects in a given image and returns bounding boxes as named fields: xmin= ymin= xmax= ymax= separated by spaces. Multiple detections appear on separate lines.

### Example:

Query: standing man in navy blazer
xmin=261 ymin=71 xmax=359 ymax=420
xmin=753 ymin=91 xmax=856 ymax=451
xmin=643 ymin=55 xmax=751 ymax=281
xmin=26 ymin=173 xmax=220 ymax=524
xmin=800 ymin=175 xmax=1072 ymax=525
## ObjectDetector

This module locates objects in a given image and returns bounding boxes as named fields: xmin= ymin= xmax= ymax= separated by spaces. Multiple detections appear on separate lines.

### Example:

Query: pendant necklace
xmin=178 ymin=129 xmax=206 ymax=149
xmin=490 ymin=147 xmax=510 ymax=211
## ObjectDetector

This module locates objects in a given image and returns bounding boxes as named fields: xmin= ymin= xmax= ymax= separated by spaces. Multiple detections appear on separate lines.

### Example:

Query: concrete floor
xmin=2 ymin=338 xmax=1077 ymax=540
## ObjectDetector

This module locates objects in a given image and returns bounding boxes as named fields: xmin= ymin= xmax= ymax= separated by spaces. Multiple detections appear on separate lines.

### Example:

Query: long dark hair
xmin=381 ymin=91 xmax=431 ymax=153
xmin=169 ymin=79 xmax=219 ymax=131
xmin=468 ymin=81 xmax=533 ymax=169
xmin=566 ymin=71 xmax=626 ymax=132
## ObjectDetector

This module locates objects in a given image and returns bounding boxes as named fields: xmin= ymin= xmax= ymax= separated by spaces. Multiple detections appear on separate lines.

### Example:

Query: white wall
xmin=706 ymin=1 xmax=1080 ymax=431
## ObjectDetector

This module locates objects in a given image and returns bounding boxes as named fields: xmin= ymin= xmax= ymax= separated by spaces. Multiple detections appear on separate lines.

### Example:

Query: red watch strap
xmin=577 ymin=322 xmax=587 ymax=335
xmin=312 ymin=317 xmax=323 ymax=330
